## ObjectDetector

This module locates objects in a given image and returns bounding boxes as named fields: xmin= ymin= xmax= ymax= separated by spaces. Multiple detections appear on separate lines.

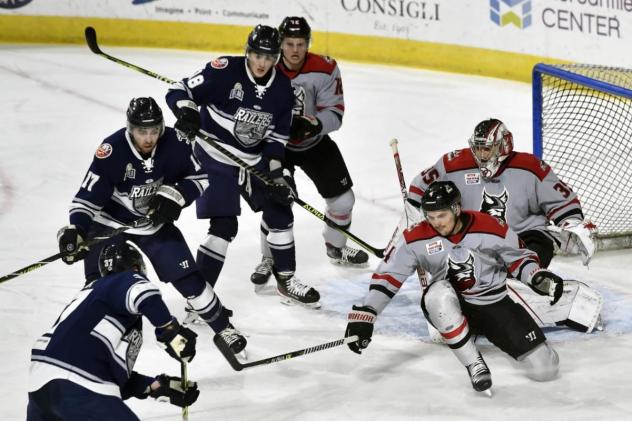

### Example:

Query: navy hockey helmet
xmin=468 ymin=118 xmax=513 ymax=179
xmin=126 ymin=97 xmax=165 ymax=135
xmin=279 ymin=16 xmax=311 ymax=42
xmin=98 ymin=241 xmax=147 ymax=277
xmin=421 ymin=181 xmax=462 ymax=215
xmin=246 ymin=25 xmax=281 ymax=60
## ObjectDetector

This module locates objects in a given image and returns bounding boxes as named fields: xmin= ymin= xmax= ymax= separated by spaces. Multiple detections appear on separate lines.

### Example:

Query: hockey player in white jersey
xmin=407 ymin=119 xmax=602 ymax=333
xmin=250 ymin=17 xmax=369 ymax=288
xmin=28 ymin=242 xmax=199 ymax=420
xmin=345 ymin=181 xmax=561 ymax=394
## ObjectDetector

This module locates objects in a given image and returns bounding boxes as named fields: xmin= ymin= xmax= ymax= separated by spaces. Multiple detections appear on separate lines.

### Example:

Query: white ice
xmin=1 ymin=45 xmax=631 ymax=421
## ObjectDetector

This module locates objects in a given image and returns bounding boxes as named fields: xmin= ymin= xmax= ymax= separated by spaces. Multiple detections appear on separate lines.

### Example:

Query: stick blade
xmin=84 ymin=26 xmax=102 ymax=54
xmin=213 ymin=334 xmax=244 ymax=371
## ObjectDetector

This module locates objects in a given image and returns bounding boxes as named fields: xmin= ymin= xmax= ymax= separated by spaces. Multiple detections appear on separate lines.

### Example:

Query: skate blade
xmin=235 ymin=348 xmax=248 ymax=361
xmin=279 ymin=295 xmax=322 ymax=309
xmin=480 ymin=388 xmax=493 ymax=398
xmin=328 ymin=258 xmax=369 ymax=268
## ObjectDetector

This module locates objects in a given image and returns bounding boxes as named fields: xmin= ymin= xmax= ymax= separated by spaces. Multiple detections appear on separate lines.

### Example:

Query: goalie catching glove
xmin=345 ymin=305 xmax=377 ymax=354
xmin=558 ymin=218 xmax=596 ymax=266
xmin=529 ymin=269 xmax=564 ymax=305
xmin=57 ymin=225 xmax=88 ymax=264
xmin=148 ymin=184 xmax=186 ymax=225
xmin=149 ymin=374 xmax=199 ymax=408
xmin=155 ymin=318 xmax=197 ymax=362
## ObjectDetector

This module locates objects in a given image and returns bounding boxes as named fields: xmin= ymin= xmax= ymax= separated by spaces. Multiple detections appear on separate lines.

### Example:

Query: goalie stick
xmin=0 ymin=217 xmax=151 ymax=284
xmin=213 ymin=334 xmax=359 ymax=371
xmin=83 ymin=26 xmax=385 ymax=258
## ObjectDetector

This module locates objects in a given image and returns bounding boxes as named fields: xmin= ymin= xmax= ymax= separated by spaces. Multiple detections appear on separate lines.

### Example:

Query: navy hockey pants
xmin=27 ymin=379 xmax=139 ymax=421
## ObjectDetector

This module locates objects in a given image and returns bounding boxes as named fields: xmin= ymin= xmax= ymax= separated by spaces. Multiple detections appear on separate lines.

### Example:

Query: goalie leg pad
xmin=517 ymin=342 xmax=559 ymax=382
xmin=565 ymin=281 xmax=603 ymax=333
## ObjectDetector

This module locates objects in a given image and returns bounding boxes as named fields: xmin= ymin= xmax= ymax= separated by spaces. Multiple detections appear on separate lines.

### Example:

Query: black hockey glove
xmin=174 ymin=105 xmax=200 ymax=141
xmin=155 ymin=318 xmax=198 ymax=362
xmin=529 ymin=270 xmax=564 ymax=305
xmin=147 ymin=185 xmax=186 ymax=225
xmin=345 ymin=305 xmax=377 ymax=354
xmin=266 ymin=168 xmax=296 ymax=206
xmin=290 ymin=115 xmax=323 ymax=141
xmin=57 ymin=225 xmax=88 ymax=265
xmin=150 ymin=374 xmax=200 ymax=408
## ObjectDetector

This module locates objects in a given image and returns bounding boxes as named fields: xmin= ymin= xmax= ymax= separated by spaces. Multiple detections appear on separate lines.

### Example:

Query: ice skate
xmin=466 ymin=353 xmax=492 ymax=396
xmin=275 ymin=271 xmax=321 ymax=309
xmin=217 ymin=323 xmax=248 ymax=356
xmin=326 ymin=243 xmax=369 ymax=267
xmin=250 ymin=256 xmax=274 ymax=292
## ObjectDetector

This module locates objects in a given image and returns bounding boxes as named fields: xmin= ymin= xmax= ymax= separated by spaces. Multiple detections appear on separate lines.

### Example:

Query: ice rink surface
xmin=1 ymin=45 xmax=631 ymax=420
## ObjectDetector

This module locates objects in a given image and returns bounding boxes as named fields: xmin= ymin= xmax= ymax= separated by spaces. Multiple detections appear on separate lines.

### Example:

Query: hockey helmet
xmin=246 ymin=25 xmax=281 ymax=61
xmin=468 ymin=118 xmax=513 ymax=179
xmin=126 ymin=97 xmax=165 ymax=136
xmin=279 ymin=16 xmax=311 ymax=43
xmin=98 ymin=241 xmax=147 ymax=277
xmin=421 ymin=181 xmax=462 ymax=215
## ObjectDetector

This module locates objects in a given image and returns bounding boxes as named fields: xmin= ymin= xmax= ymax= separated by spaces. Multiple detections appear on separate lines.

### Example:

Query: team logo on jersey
xmin=465 ymin=173 xmax=480 ymax=185
xmin=210 ymin=57 xmax=228 ymax=69
xmin=229 ymin=82 xmax=244 ymax=101
xmin=95 ymin=143 xmax=113 ymax=159
xmin=233 ymin=107 xmax=273 ymax=146
xmin=124 ymin=163 xmax=136 ymax=180
xmin=480 ymin=188 xmax=509 ymax=224
xmin=446 ymin=252 xmax=477 ymax=292
xmin=426 ymin=240 xmax=444 ymax=255
xmin=292 ymin=85 xmax=306 ymax=116
xmin=123 ymin=327 xmax=143 ymax=373
xmin=129 ymin=179 xmax=161 ymax=212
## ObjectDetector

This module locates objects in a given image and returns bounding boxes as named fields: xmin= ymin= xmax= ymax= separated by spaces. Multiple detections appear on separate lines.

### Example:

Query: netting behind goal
xmin=532 ymin=63 xmax=632 ymax=249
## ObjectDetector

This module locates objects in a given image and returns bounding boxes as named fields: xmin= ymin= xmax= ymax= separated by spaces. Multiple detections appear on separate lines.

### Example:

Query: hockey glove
xmin=155 ymin=318 xmax=198 ymax=362
xmin=345 ymin=305 xmax=377 ymax=354
xmin=290 ymin=115 xmax=323 ymax=141
xmin=174 ymin=102 xmax=200 ymax=141
xmin=148 ymin=184 xmax=186 ymax=225
xmin=57 ymin=225 xmax=88 ymax=265
xmin=150 ymin=374 xmax=199 ymax=408
xmin=267 ymin=168 xmax=296 ymax=206
xmin=529 ymin=270 xmax=564 ymax=305
xmin=559 ymin=219 xmax=597 ymax=266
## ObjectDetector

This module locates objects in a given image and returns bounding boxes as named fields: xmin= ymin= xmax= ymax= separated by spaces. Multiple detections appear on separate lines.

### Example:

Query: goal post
xmin=532 ymin=63 xmax=632 ymax=249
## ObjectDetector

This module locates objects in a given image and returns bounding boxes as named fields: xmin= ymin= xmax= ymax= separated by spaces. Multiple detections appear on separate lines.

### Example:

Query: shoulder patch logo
xmin=426 ymin=240 xmax=444 ymax=255
xmin=210 ymin=57 xmax=228 ymax=69
xmin=229 ymin=82 xmax=244 ymax=101
xmin=95 ymin=143 xmax=113 ymax=159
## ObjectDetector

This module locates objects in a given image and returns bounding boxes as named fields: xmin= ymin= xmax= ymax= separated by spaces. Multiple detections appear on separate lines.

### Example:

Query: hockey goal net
xmin=533 ymin=63 xmax=632 ymax=249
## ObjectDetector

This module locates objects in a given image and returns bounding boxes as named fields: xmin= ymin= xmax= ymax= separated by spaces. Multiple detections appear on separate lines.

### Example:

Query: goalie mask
xmin=468 ymin=118 xmax=514 ymax=179
xmin=98 ymin=241 xmax=147 ymax=277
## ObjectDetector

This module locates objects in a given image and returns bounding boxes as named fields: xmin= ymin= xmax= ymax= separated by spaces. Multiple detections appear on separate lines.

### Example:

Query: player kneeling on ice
xmin=27 ymin=242 xmax=199 ymax=420
xmin=345 ymin=181 xmax=561 ymax=394
xmin=407 ymin=118 xmax=602 ymax=333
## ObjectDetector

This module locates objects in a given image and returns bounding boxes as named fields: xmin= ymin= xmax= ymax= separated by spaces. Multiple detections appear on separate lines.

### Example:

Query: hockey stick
xmin=387 ymin=139 xmax=428 ymax=287
xmin=83 ymin=26 xmax=385 ymax=258
xmin=213 ymin=334 xmax=359 ymax=371
xmin=180 ymin=361 xmax=189 ymax=421
xmin=0 ymin=217 xmax=151 ymax=284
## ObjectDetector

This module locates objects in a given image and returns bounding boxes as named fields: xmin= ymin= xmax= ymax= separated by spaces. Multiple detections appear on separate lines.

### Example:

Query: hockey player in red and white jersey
xmin=250 ymin=16 xmax=369 ymax=288
xmin=345 ymin=181 xmax=561 ymax=394
xmin=406 ymin=119 xmax=602 ymax=333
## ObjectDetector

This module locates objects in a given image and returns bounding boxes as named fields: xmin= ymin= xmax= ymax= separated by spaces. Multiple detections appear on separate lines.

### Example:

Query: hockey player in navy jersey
xmin=56 ymin=97 xmax=246 ymax=354
xmin=166 ymin=24 xmax=320 ymax=307
xmin=345 ymin=181 xmax=562 ymax=394
xmin=406 ymin=118 xmax=602 ymax=333
xmin=27 ymin=242 xmax=199 ymax=421
xmin=249 ymin=17 xmax=369 ymax=287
